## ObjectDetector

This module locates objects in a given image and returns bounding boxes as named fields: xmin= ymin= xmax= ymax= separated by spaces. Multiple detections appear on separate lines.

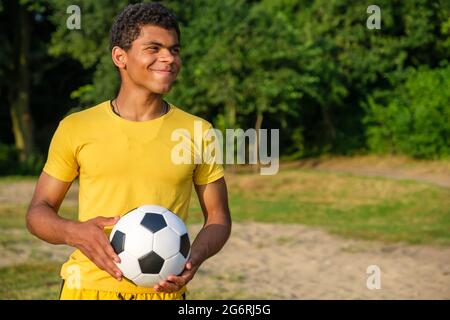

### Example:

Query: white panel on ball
xmin=153 ymin=227 xmax=180 ymax=259
xmin=138 ymin=204 xmax=166 ymax=214
xmin=123 ymin=224 xmax=154 ymax=259
xmin=161 ymin=210 xmax=187 ymax=236
xmin=117 ymin=209 xmax=145 ymax=227
xmin=133 ymin=273 xmax=162 ymax=287
xmin=159 ymin=252 xmax=187 ymax=281
xmin=117 ymin=251 xmax=142 ymax=280
xmin=109 ymin=209 xmax=144 ymax=248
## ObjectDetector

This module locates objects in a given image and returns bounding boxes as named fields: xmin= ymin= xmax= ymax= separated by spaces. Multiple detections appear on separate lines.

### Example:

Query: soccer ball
xmin=109 ymin=205 xmax=191 ymax=287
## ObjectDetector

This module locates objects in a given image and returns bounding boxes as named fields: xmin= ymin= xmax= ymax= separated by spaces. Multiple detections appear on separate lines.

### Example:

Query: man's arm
xmin=26 ymin=171 xmax=123 ymax=280
xmin=26 ymin=172 xmax=74 ymax=244
xmin=154 ymin=177 xmax=232 ymax=293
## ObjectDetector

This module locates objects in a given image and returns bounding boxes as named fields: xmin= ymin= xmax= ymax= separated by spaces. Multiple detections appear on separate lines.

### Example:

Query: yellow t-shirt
xmin=43 ymin=100 xmax=224 ymax=293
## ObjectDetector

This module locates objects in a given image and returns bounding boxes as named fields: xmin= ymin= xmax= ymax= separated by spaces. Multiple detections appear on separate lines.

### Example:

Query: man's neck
xmin=113 ymin=86 xmax=167 ymax=122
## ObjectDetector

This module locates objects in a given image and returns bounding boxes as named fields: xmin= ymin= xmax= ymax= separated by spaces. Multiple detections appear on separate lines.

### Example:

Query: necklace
xmin=111 ymin=99 xmax=169 ymax=118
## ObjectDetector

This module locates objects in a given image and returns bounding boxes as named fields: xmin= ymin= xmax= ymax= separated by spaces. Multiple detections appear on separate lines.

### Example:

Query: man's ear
xmin=111 ymin=46 xmax=128 ymax=69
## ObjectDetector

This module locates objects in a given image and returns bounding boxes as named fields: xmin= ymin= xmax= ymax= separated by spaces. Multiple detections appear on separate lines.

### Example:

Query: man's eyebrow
xmin=142 ymin=41 xmax=180 ymax=48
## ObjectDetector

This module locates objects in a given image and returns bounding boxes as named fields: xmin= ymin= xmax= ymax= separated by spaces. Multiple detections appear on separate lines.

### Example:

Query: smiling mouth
xmin=150 ymin=69 xmax=172 ymax=74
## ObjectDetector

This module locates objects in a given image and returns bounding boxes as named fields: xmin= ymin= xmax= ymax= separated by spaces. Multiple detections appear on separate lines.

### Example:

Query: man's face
xmin=123 ymin=25 xmax=181 ymax=94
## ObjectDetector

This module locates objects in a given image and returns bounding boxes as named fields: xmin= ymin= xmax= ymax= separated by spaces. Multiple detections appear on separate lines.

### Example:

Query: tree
xmin=44 ymin=0 xmax=450 ymax=160
xmin=0 ymin=0 xmax=40 ymax=163
xmin=364 ymin=65 xmax=450 ymax=159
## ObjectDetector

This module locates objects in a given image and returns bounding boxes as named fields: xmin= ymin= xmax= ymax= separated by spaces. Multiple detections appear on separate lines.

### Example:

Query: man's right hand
xmin=65 ymin=216 xmax=123 ymax=281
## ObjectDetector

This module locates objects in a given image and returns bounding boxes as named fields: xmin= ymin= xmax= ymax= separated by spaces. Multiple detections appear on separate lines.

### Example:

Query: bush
xmin=16 ymin=152 xmax=45 ymax=176
xmin=364 ymin=65 xmax=450 ymax=159
xmin=0 ymin=143 xmax=17 ymax=175
xmin=0 ymin=143 xmax=44 ymax=176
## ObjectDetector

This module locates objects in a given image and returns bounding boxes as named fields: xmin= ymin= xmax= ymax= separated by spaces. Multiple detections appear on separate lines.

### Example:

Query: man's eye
xmin=147 ymin=47 xmax=159 ymax=52
xmin=172 ymin=48 xmax=180 ymax=54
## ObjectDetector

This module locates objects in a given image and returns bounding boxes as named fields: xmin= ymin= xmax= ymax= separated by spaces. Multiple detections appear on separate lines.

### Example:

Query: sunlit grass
xmin=0 ymin=262 xmax=62 ymax=299
xmin=189 ymin=169 xmax=450 ymax=245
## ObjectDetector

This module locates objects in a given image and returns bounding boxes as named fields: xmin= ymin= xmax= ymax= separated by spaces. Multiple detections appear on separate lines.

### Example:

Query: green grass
xmin=229 ymin=191 xmax=449 ymax=245
xmin=0 ymin=262 xmax=62 ymax=299
xmin=189 ymin=169 xmax=450 ymax=245
xmin=0 ymin=202 xmax=77 ymax=300
xmin=0 ymin=176 xmax=38 ymax=183
xmin=0 ymin=204 xmax=77 ymax=229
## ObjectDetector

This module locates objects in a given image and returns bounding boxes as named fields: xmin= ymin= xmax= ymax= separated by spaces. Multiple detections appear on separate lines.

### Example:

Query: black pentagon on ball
xmin=110 ymin=230 xmax=126 ymax=254
xmin=138 ymin=251 xmax=165 ymax=274
xmin=180 ymin=233 xmax=190 ymax=259
xmin=140 ymin=212 xmax=167 ymax=233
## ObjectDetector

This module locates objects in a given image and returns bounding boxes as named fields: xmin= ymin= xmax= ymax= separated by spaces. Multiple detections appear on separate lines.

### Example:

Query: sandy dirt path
xmin=187 ymin=223 xmax=450 ymax=299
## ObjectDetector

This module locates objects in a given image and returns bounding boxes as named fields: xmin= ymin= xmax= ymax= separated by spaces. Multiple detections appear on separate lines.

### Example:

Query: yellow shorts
xmin=59 ymin=281 xmax=186 ymax=300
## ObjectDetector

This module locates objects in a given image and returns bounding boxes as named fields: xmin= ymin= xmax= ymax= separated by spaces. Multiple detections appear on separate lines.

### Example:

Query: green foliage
xmin=0 ymin=143 xmax=44 ymax=176
xmin=1 ymin=0 xmax=449 ymax=170
xmin=364 ymin=65 xmax=450 ymax=159
xmin=48 ymin=0 xmax=145 ymax=105
xmin=45 ymin=0 xmax=450 ymax=158
xmin=0 ymin=144 xmax=17 ymax=175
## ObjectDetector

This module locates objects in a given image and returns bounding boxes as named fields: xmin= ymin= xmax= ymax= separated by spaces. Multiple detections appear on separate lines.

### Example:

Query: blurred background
xmin=0 ymin=0 xmax=449 ymax=299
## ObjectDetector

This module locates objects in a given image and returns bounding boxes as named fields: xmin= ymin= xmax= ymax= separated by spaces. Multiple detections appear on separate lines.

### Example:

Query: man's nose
xmin=159 ymin=48 xmax=175 ymax=64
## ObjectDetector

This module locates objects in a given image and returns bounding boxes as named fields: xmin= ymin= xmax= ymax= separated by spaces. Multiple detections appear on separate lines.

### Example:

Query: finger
xmin=105 ymin=244 xmax=121 ymax=263
xmin=184 ymin=263 xmax=197 ymax=274
xmin=104 ymin=258 xmax=123 ymax=280
xmin=92 ymin=232 xmax=122 ymax=275
xmin=82 ymin=247 xmax=104 ymax=270
xmin=94 ymin=246 xmax=122 ymax=279
xmin=186 ymin=258 xmax=199 ymax=270
xmin=90 ymin=256 xmax=118 ymax=280
xmin=177 ymin=267 xmax=193 ymax=278
xmin=82 ymin=246 xmax=120 ymax=279
xmin=100 ymin=233 xmax=121 ymax=263
xmin=157 ymin=280 xmax=179 ymax=293
xmin=95 ymin=216 xmax=120 ymax=227
xmin=100 ymin=262 xmax=121 ymax=280
xmin=167 ymin=275 xmax=185 ymax=287
xmin=180 ymin=272 xmax=194 ymax=284
xmin=103 ymin=252 xmax=123 ymax=277
xmin=91 ymin=257 xmax=105 ymax=271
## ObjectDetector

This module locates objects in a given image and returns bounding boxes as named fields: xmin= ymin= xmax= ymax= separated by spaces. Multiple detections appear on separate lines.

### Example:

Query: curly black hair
xmin=109 ymin=2 xmax=180 ymax=51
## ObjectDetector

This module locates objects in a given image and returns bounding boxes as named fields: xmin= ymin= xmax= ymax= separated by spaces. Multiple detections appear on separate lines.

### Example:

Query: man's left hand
xmin=153 ymin=255 xmax=201 ymax=293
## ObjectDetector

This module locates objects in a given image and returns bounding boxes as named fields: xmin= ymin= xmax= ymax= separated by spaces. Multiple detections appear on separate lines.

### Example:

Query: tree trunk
xmin=224 ymin=103 xmax=236 ymax=173
xmin=9 ymin=1 xmax=35 ymax=163
xmin=253 ymin=111 xmax=263 ymax=173
xmin=321 ymin=105 xmax=336 ymax=143
xmin=226 ymin=103 xmax=236 ymax=128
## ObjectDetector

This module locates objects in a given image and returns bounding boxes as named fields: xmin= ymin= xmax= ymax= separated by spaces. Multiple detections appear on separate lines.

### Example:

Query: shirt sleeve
xmin=193 ymin=123 xmax=224 ymax=185
xmin=43 ymin=118 xmax=79 ymax=182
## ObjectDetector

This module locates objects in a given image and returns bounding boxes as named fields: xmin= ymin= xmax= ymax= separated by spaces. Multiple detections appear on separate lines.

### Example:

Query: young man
xmin=26 ymin=3 xmax=231 ymax=300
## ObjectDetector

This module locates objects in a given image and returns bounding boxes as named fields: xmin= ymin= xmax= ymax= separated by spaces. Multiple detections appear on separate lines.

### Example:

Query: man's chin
xmin=145 ymin=84 xmax=173 ymax=95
